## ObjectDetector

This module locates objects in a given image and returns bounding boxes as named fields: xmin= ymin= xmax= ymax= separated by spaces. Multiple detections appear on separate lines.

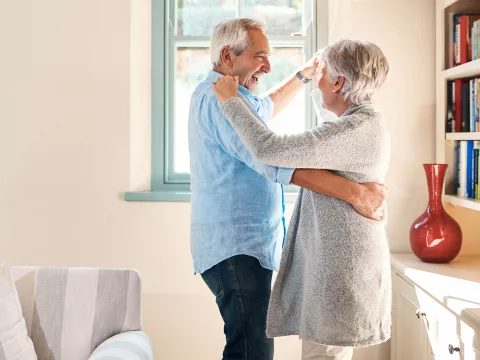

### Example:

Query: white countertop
xmin=391 ymin=253 xmax=480 ymax=330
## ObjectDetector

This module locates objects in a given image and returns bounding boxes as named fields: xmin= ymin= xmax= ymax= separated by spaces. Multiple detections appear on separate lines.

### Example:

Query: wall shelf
xmin=446 ymin=133 xmax=480 ymax=141
xmin=444 ymin=195 xmax=480 ymax=211
xmin=443 ymin=59 xmax=480 ymax=80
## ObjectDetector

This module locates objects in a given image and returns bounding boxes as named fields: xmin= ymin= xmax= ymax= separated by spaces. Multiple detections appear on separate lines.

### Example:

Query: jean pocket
xmin=201 ymin=265 xmax=224 ymax=297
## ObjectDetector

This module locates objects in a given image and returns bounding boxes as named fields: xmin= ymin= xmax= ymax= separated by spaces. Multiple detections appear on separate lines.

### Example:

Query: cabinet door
xmin=460 ymin=345 xmax=479 ymax=360
xmin=460 ymin=322 xmax=480 ymax=360
xmin=416 ymin=289 xmax=461 ymax=360
xmin=392 ymin=273 xmax=431 ymax=360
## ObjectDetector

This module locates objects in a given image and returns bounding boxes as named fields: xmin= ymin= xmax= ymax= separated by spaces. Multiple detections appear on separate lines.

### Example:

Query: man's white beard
xmin=310 ymin=88 xmax=338 ymax=124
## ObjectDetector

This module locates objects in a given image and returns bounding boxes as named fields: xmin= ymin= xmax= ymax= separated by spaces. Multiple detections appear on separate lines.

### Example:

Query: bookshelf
xmin=443 ymin=58 xmax=480 ymax=79
xmin=445 ymin=132 xmax=480 ymax=140
xmin=437 ymin=0 xmax=480 ymax=210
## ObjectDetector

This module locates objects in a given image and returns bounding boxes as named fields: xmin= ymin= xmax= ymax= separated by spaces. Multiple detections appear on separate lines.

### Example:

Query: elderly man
xmin=188 ymin=19 xmax=385 ymax=360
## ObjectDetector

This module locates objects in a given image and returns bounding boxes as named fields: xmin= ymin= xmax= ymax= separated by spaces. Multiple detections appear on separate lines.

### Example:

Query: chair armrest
xmin=88 ymin=331 xmax=154 ymax=360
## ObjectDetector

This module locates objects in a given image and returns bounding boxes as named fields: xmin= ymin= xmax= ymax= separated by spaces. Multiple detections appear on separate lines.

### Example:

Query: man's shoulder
xmin=192 ymin=81 xmax=221 ymax=107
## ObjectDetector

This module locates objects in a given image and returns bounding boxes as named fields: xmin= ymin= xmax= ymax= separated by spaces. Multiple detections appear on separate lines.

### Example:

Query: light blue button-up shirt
xmin=189 ymin=71 xmax=294 ymax=274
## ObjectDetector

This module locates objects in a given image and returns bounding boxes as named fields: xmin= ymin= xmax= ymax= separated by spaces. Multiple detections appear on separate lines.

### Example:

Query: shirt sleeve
xmin=205 ymin=95 xmax=294 ymax=185
xmin=249 ymin=94 xmax=275 ymax=123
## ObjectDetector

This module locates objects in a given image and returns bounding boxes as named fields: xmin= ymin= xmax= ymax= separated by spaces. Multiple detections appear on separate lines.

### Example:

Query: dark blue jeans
xmin=201 ymin=255 xmax=274 ymax=360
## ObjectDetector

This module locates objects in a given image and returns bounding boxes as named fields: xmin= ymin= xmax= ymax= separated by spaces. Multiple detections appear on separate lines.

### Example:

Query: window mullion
xmin=237 ymin=0 xmax=242 ymax=17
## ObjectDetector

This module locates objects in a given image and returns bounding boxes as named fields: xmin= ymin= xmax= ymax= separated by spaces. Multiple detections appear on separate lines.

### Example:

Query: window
xmin=143 ymin=0 xmax=327 ymax=200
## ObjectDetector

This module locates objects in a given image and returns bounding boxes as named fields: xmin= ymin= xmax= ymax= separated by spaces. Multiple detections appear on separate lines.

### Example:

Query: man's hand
xmin=291 ymin=169 xmax=386 ymax=221
xmin=351 ymin=183 xmax=387 ymax=221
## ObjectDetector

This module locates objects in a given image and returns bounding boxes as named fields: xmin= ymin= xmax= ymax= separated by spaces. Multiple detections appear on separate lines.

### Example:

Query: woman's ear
xmin=333 ymin=76 xmax=345 ymax=93
xmin=220 ymin=46 xmax=233 ymax=67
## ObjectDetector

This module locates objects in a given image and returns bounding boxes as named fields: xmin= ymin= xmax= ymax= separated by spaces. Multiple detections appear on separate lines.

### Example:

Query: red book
xmin=460 ymin=16 xmax=468 ymax=64
xmin=460 ymin=15 xmax=480 ymax=64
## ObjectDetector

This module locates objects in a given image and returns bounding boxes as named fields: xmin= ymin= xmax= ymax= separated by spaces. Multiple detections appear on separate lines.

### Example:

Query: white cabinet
xmin=392 ymin=272 xmax=432 ymax=360
xmin=392 ymin=270 xmax=479 ymax=360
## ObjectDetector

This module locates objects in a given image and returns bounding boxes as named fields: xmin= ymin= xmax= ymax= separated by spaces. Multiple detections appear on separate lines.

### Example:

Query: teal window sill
xmin=124 ymin=191 xmax=299 ymax=203
xmin=124 ymin=191 xmax=191 ymax=202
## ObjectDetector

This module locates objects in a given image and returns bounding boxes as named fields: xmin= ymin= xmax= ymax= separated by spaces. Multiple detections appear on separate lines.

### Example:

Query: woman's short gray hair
xmin=320 ymin=40 xmax=389 ymax=105
xmin=210 ymin=18 xmax=265 ymax=66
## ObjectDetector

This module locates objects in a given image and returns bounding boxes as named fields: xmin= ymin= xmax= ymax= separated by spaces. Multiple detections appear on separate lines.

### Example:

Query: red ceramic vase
xmin=409 ymin=164 xmax=462 ymax=263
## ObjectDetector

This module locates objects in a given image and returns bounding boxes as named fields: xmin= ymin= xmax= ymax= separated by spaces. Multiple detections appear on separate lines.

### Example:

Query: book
xmin=455 ymin=79 xmax=463 ymax=132
xmin=467 ymin=141 xmax=474 ymax=198
xmin=462 ymin=15 xmax=480 ymax=64
xmin=476 ymin=78 xmax=479 ymax=132
xmin=460 ymin=141 xmax=467 ymax=197
xmin=471 ymin=79 xmax=475 ymax=132
xmin=462 ymin=82 xmax=470 ymax=132
xmin=455 ymin=14 xmax=461 ymax=65
xmin=474 ymin=142 xmax=480 ymax=199
xmin=455 ymin=141 xmax=460 ymax=194
xmin=447 ymin=81 xmax=454 ymax=132
xmin=477 ymin=79 xmax=480 ymax=131
xmin=474 ymin=20 xmax=479 ymax=60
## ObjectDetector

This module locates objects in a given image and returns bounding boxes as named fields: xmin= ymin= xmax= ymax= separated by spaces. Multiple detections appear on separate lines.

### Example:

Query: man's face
xmin=229 ymin=28 xmax=271 ymax=92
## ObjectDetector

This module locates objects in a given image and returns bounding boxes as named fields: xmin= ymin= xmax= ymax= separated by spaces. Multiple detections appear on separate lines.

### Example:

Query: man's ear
xmin=220 ymin=46 xmax=233 ymax=67
xmin=333 ymin=76 xmax=345 ymax=93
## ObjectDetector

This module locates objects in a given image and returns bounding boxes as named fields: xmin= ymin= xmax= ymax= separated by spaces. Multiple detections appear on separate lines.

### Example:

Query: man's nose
xmin=262 ymin=58 xmax=271 ymax=73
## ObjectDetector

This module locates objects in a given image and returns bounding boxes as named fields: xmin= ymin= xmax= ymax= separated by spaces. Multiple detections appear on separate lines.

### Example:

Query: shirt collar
xmin=207 ymin=71 xmax=252 ymax=97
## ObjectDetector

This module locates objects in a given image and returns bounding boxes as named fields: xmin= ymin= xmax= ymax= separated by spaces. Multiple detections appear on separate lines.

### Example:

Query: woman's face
xmin=314 ymin=61 xmax=337 ymax=112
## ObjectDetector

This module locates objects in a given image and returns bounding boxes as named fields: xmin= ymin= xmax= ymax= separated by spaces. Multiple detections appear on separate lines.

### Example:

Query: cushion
xmin=0 ymin=262 xmax=37 ymax=360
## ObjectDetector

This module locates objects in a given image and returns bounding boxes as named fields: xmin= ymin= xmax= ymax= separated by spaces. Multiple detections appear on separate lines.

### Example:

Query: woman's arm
xmin=220 ymin=97 xmax=376 ymax=172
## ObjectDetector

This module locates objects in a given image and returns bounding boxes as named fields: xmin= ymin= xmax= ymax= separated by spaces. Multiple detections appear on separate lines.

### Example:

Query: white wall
xmin=328 ymin=0 xmax=436 ymax=253
xmin=0 ymin=0 xmax=440 ymax=359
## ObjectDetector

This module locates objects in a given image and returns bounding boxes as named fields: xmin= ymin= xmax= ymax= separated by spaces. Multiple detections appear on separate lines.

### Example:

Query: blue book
xmin=467 ymin=140 xmax=474 ymax=198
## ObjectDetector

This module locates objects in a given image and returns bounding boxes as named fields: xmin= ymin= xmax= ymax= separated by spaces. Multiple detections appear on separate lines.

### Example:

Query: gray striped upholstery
xmin=88 ymin=331 xmax=153 ymax=360
xmin=10 ymin=267 xmax=153 ymax=360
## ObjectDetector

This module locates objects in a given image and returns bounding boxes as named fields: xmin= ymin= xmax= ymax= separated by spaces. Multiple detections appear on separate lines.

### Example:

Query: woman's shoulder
xmin=340 ymin=104 xmax=385 ymax=131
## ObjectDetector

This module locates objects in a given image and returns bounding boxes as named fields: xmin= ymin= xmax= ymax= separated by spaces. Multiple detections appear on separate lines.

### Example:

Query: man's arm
xmin=291 ymin=169 xmax=386 ymax=221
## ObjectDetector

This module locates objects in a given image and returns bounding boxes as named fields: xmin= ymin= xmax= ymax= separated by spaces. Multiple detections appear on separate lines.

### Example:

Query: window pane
xmin=254 ymin=47 xmax=305 ymax=135
xmin=242 ymin=0 xmax=303 ymax=36
xmin=174 ymin=47 xmax=212 ymax=173
xmin=176 ymin=0 xmax=236 ymax=36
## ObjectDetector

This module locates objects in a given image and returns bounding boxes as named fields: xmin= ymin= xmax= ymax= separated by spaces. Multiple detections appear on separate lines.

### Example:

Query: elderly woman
xmin=211 ymin=40 xmax=391 ymax=360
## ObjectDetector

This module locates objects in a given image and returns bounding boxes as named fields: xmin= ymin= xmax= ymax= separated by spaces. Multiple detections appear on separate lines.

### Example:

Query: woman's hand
xmin=211 ymin=76 xmax=239 ymax=104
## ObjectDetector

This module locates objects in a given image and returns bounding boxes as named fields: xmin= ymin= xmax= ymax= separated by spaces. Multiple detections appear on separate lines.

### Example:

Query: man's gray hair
xmin=320 ymin=40 xmax=389 ymax=105
xmin=210 ymin=18 xmax=265 ymax=66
